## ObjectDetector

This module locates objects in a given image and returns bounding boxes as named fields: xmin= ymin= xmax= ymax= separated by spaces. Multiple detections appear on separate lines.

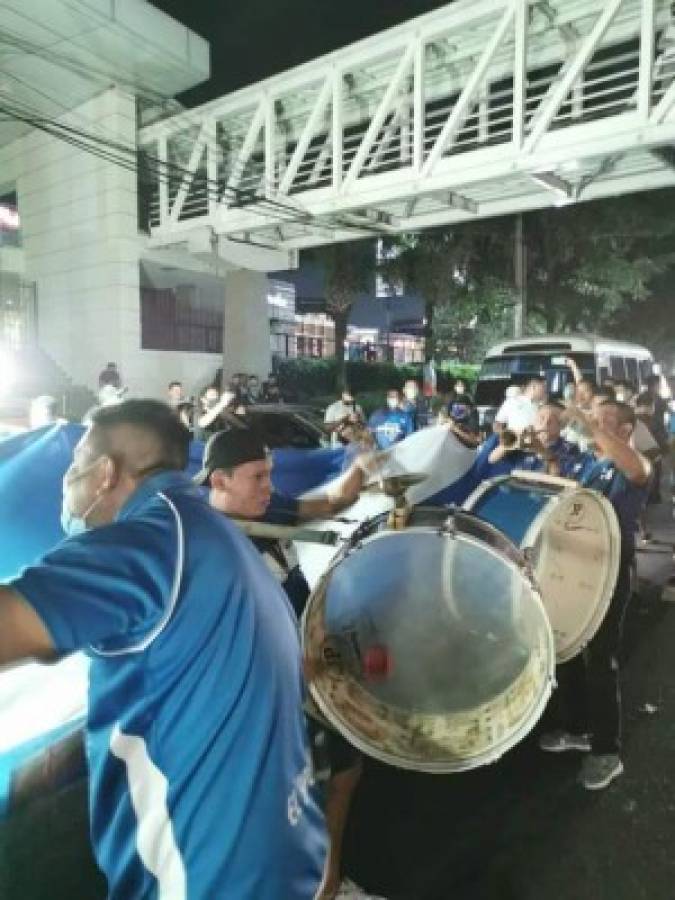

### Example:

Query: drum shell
xmin=463 ymin=472 xmax=621 ymax=663
xmin=302 ymin=507 xmax=555 ymax=774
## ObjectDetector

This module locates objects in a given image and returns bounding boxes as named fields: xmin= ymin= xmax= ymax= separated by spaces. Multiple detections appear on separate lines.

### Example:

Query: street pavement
xmin=1 ymin=486 xmax=673 ymax=900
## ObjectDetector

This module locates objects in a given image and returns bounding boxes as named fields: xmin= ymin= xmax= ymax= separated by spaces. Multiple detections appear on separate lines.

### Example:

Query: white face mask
xmin=404 ymin=388 xmax=418 ymax=401
xmin=387 ymin=397 xmax=399 ymax=410
xmin=60 ymin=456 xmax=107 ymax=536
xmin=60 ymin=493 xmax=105 ymax=537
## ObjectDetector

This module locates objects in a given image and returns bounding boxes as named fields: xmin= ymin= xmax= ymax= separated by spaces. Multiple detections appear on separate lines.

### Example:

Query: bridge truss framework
xmin=139 ymin=0 xmax=675 ymax=253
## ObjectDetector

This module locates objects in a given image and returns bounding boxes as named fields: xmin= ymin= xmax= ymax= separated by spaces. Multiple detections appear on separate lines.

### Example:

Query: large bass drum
xmin=463 ymin=471 xmax=621 ymax=663
xmin=302 ymin=507 xmax=555 ymax=774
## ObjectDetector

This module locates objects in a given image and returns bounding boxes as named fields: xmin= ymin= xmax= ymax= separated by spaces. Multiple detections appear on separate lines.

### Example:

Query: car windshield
xmin=240 ymin=410 xmax=324 ymax=449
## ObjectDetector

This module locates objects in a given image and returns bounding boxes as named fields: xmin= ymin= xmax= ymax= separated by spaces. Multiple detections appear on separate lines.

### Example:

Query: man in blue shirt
xmin=485 ymin=402 xmax=579 ymax=477
xmin=539 ymin=400 xmax=650 ymax=791
xmin=0 ymin=400 xmax=326 ymax=899
xmin=368 ymin=389 xmax=414 ymax=450
xmin=197 ymin=428 xmax=368 ymax=900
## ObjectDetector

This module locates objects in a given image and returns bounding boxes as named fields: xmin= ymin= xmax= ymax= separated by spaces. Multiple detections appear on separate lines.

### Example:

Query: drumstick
xmin=510 ymin=469 xmax=577 ymax=489
xmin=230 ymin=519 xmax=342 ymax=545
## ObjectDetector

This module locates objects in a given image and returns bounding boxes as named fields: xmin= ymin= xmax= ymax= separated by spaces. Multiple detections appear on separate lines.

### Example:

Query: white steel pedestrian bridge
xmin=140 ymin=0 xmax=675 ymax=253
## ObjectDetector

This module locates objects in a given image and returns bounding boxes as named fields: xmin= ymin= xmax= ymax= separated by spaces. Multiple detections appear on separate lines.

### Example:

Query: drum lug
xmin=521 ymin=546 xmax=537 ymax=577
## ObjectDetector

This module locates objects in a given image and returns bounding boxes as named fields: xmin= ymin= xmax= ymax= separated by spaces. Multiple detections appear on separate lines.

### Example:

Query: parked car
xmin=217 ymin=404 xmax=330 ymax=449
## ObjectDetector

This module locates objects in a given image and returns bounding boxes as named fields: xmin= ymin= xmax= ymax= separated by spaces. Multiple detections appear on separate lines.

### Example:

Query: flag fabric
xmin=0 ymin=421 xmax=479 ymax=810
xmin=0 ymin=423 xmax=482 ymax=582
xmin=0 ymin=423 xmax=352 ymax=582
xmin=294 ymin=425 xmax=479 ymax=588
xmin=0 ymin=424 xmax=82 ymax=582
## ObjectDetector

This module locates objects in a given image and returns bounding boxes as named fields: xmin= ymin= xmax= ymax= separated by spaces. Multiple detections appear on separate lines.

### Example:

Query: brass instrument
xmin=363 ymin=472 xmax=428 ymax=529
xmin=379 ymin=472 xmax=427 ymax=529
xmin=336 ymin=415 xmax=375 ymax=449
xmin=499 ymin=427 xmax=537 ymax=452
xmin=499 ymin=428 xmax=520 ymax=450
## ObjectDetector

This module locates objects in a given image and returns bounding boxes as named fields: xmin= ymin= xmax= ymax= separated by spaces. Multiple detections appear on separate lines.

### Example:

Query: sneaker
xmin=539 ymin=730 xmax=591 ymax=753
xmin=580 ymin=753 xmax=623 ymax=790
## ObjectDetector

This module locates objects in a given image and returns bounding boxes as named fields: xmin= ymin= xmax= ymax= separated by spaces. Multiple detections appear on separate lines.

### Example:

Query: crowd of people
xmin=324 ymin=377 xmax=479 ymax=451
xmin=324 ymin=361 xmax=673 ymax=796
xmin=472 ymin=363 xmax=672 ymax=792
xmin=93 ymin=363 xmax=287 ymax=439
xmin=0 ymin=354 xmax=673 ymax=899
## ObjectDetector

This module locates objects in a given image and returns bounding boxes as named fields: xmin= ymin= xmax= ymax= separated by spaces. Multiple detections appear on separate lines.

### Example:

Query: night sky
xmin=150 ymin=0 xmax=451 ymax=106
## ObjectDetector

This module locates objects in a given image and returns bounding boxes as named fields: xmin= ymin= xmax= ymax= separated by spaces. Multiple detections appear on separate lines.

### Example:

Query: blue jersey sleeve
xmin=9 ymin=515 xmax=180 ymax=655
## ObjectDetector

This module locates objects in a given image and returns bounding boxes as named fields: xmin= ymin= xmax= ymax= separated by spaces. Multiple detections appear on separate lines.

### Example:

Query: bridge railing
xmin=138 ymin=0 xmax=675 ymax=246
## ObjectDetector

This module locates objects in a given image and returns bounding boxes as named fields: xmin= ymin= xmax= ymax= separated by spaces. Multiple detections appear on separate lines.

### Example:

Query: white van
xmin=475 ymin=334 xmax=654 ymax=424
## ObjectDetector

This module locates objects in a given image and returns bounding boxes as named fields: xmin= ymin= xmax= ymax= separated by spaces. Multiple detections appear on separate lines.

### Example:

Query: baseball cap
xmin=193 ymin=428 xmax=268 ymax=486
xmin=450 ymin=402 xmax=471 ymax=422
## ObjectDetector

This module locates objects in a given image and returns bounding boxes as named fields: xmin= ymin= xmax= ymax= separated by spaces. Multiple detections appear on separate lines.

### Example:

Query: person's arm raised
xmin=564 ymin=357 xmax=583 ymax=386
xmin=297 ymin=452 xmax=385 ymax=520
xmin=566 ymin=406 xmax=651 ymax=486
xmin=197 ymin=392 xmax=234 ymax=429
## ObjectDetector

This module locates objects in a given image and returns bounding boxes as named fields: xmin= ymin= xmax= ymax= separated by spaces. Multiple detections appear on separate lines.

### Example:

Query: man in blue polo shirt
xmin=486 ymin=402 xmax=579 ymax=477
xmin=538 ymin=400 xmax=650 ymax=790
xmin=368 ymin=389 xmax=414 ymax=450
xmin=0 ymin=400 xmax=326 ymax=899
xmin=197 ymin=429 xmax=369 ymax=900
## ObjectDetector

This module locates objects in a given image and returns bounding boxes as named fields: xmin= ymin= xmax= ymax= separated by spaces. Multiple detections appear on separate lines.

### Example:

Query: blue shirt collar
xmin=117 ymin=470 xmax=199 ymax=521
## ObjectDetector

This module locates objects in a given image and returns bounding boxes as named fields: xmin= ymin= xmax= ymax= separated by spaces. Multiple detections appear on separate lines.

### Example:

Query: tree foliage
xmin=432 ymin=278 xmax=516 ymax=362
xmin=308 ymin=239 xmax=377 ymax=388
xmin=380 ymin=222 xmax=505 ymax=359
xmin=522 ymin=191 xmax=675 ymax=334
xmin=380 ymin=188 xmax=675 ymax=364
xmin=379 ymin=222 xmax=512 ymax=360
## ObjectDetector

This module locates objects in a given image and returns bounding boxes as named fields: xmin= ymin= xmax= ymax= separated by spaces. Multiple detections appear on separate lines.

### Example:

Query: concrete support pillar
xmin=18 ymin=87 xmax=140 ymax=394
xmin=223 ymin=270 xmax=271 ymax=381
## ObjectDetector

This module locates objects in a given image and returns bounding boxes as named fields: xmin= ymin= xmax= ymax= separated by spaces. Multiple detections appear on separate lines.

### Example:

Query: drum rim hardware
xmin=463 ymin=470 xmax=621 ymax=663
xmin=301 ymin=507 xmax=556 ymax=773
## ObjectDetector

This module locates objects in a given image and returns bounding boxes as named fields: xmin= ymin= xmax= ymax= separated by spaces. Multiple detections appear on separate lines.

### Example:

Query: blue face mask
xmin=60 ymin=499 xmax=88 ymax=537
xmin=60 ymin=457 xmax=106 ymax=537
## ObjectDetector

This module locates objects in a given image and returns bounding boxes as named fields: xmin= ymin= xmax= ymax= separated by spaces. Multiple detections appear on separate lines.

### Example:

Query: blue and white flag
xmin=0 ymin=421 xmax=479 ymax=811
xmin=296 ymin=425 xmax=479 ymax=587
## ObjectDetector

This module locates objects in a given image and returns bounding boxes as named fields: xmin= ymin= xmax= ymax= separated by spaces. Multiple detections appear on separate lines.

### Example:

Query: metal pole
xmin=514 ymin=213 xmax=527 ymax=337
